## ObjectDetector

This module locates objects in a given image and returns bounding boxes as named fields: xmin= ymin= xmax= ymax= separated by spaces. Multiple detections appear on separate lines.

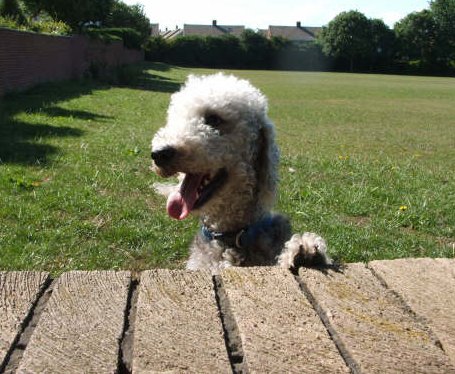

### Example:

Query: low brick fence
xmin=0 ymin=28 xmax=144 ymax=96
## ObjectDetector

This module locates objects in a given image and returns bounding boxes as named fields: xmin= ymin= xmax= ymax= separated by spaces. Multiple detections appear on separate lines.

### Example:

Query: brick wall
xmin=0 ymin=28 xmax=144 ymax=96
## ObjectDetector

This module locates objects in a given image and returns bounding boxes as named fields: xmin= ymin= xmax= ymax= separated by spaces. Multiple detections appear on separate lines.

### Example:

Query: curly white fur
xmin=151 ymin=73 xmax=331 ymax=273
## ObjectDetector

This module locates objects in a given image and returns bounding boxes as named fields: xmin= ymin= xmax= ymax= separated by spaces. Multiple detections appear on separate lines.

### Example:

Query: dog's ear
xmin=257 ymin=119 xmax=279 ymax=210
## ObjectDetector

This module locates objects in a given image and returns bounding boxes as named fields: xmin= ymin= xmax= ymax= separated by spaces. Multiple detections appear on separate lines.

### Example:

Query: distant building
xmin=183 ymin=20 xmax=245 ymax=37
xmin=267 ymin=22 xmax=321 ymax=42
xmin=150 ymin=23 xmax=160 ymax=37
xmin=161 ymin=27 xmax=183 ymax=39
xmin=158 ymin=20 xmax=321 ymax=42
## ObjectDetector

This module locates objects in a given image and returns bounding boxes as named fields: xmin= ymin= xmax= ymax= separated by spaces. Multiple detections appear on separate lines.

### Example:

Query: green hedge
xmin=85 ymin=27 xmax=142 ymax=49
xmin=0 ymin=16 xmax=71 ymax=35
xmin=143 ymin=31 xmax=454 ymax=75
xmin=143 ymin=33 xmax=330 ymax=71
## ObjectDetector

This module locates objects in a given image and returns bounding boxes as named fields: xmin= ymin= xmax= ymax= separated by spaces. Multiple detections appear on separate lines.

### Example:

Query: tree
xmin=21 ymin=0 xmax=46 ymax=19
xmin=369 ymin=19 xmax=395 ymax=69
xmin=0 ymin=0 xmax=26 ymax=23
xmin=430 ymin=0 xmax=455 ymax=64
xmin=105 ymin=1 xmax=150 ymax=41
xmin=42 ymin=0 xmax=114 ymax=32
xmin=394 ymin=10 xmax=439 ymax=69
xmin=144 ymin=36 xmax=169 ymax=61
xmin=318 ymin=10 xmax=373 ymax=71
xmin=431 ymin=0 xmax=455 ymax=37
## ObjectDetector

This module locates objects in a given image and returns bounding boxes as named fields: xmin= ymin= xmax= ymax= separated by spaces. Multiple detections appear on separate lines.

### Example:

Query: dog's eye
xmin=204 ymin=114 xmax=223 ymax=127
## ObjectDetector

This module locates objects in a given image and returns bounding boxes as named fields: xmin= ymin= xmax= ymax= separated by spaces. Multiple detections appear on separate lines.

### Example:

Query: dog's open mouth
xmin=166 ymin=168 xmax=227 ymax=220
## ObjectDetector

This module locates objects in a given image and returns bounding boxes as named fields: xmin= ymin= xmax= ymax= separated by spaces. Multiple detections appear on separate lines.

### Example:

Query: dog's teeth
xmin=202 ymin=175 xmax=211 ymax=186
xmin=198 ymin=173 xmax=214 ymax=192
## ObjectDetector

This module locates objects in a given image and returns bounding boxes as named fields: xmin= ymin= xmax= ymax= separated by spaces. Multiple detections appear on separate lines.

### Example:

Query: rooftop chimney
xmin=212 ymin=20 xmax=217 ymax=26
xmin=297 ymin=21 xmax=301 ymax=28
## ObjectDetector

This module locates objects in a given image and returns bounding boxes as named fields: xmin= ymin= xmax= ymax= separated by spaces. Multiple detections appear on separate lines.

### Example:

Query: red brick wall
xmin=0 ymin=28 xmax=144 ymax=95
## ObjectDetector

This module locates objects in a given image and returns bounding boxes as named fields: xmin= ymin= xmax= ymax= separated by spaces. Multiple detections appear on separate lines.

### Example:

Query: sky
xmin=122 ymin=0 xmax=431 ymax=31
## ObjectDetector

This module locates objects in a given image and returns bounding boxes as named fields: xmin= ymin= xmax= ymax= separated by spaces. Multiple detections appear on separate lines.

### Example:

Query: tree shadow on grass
xmin=0 ymin=62 xmax=182 ymax=165
xmin=112 ymin=62 xmax=182 ymax=93
xmin=0 ymin=121 xmax=85 ymax=164
xmin=134 ymin=72 xmax=181 ymax=93
xmin=145 ymin=62 xmax=175 ymax=72
xmin=41 ymin=107 xmax=112 ymax=121
xmin=0 ymin=80 xmax=112 ymax=165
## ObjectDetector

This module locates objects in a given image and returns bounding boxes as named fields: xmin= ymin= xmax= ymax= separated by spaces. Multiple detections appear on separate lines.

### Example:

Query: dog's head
xmin=151 ymin=73 xmax=278 ymax=221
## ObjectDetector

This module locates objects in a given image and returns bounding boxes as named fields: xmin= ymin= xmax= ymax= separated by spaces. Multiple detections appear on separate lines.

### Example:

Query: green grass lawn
xmin=1 ymin=63 xmax=454 ymax=273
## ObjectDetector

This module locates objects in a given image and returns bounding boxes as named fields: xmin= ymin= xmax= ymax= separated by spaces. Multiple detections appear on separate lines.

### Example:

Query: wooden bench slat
xmin=370 ymin=258 xmax=455 ymax=365
xmin=299 ymin=264 xmax=455 ymax=373
xmin=132 ymin=269 xmax=231 ymax=373
xmin=17 ymin=271 xmax=130 ymax=373
xmin=221 ymin=266 xmax=349 ymax=373
xmin=0 ymin=271 xmax=49 ymax=368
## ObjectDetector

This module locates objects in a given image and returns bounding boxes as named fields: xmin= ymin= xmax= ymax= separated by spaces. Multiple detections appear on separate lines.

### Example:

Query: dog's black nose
xmin=151 ymin=146 xmax=176 ymax=167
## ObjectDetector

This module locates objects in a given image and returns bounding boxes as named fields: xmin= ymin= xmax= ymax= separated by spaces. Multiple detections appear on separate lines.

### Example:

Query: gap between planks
xmin=1 ymin=276 xmax=53 ymax=374
xmin=295 ymin=271 xmax=360 ymax=374
xmin=118 ymin=273 xmax=140 ymax=374
xmin=213 ymin=275 xmax=247 ymax=374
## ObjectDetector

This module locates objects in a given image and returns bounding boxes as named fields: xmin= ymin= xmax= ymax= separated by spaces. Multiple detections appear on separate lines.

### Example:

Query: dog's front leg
xmin=277 ymin=233 xmax=332 ymax=269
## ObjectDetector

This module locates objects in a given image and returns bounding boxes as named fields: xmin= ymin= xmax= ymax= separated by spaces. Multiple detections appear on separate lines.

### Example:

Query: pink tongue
xmin=166 ymin=174 xmax=204 ymax=220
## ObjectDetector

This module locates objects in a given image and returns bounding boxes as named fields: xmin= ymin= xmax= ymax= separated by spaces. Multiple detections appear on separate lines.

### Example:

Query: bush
xmin=0 ymin=15 xmax=71 ymax=35
xmin=104 ymin=1 xmax=150 ymax=42
xmin=29 ymin=20 xmax=72 ymax=35
xmin=143 ymin=36 xmax=169 ymax=61
xmin=272 ymin=41 xmax=331 ymax=71
xmin=85 ymin=61 xmax=141 ymax=85
xmin=203 ymin=35 xmax=244 ymax=68
xmin=143 ymin=32 xmax=330 ymax=71
xmin=0 ymin=0 xmax=25 ymax=24
xmin=85 ymin=27 xmax=142 ymax=49
xmin=156 ymin=34 xmax=247 ymax=68
xmin=241 ymin=29 xmax=272 ymax=68
xmin=0 ymin=15 xmax=24 ymax=29
xmin=85 ymin=28 xmax=122 ymax=43
xmin=166 ymin=36 xmax=206 ymax=66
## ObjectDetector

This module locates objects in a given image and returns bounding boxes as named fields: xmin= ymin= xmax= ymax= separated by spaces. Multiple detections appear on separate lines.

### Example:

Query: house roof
xmin=304 ymin=27 xmax=322 ymax=37
xmin=161 ymin=29 xmax=183 ymax=39
xmin=183 ymin=22 xmax=245 ymax=37
xmin=158 ymin=21 xmax=322 ymax=41
xmin=268 ymin=25 xmax=321 ymax=41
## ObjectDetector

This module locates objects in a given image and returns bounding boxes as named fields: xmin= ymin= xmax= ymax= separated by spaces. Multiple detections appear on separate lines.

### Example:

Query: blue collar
xmin=200 ymin=216 xmax=275 ymax=250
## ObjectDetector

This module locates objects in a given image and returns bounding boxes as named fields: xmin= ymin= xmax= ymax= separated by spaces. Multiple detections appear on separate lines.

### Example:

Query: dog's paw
xmin=278 ymin=233 xmax=332 ymax=269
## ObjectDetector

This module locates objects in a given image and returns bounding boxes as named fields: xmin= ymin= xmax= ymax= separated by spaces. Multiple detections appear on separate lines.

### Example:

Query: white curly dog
xmin=151 ymin=73 xmax=331 ymax=273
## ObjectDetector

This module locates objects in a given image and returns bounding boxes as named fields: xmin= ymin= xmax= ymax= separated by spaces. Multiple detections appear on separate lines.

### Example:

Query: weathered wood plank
xmin=370 ymin=258 xmax=455 ymax=365
xmin=299 ymin=263 xmax=455 ymax=373
xmin=0 ymin=272 xmax=49 ymax=368
xmin=17 ymin=271 xmax=131 ymax=373
xmin=132 ymin=269 xmax=231 ymax=373
xmin=221 ymin=266 xmax=348 ymax=373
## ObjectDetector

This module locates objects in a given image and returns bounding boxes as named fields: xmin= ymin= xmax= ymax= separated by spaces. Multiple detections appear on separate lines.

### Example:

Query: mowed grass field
xmin=1 ymin=63 xmax=454 ymax=273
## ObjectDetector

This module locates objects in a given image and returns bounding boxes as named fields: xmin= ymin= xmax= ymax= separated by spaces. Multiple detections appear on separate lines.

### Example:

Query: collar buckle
xmin=201 ymin=225 xmax=247 ymax=250
xmin=235 ymin=229 xmax=246 ymax=249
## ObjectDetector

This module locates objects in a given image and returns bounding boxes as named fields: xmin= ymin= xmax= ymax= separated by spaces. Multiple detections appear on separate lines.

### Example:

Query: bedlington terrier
xmin=151 ymin=73 xmax=331 ymax=273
